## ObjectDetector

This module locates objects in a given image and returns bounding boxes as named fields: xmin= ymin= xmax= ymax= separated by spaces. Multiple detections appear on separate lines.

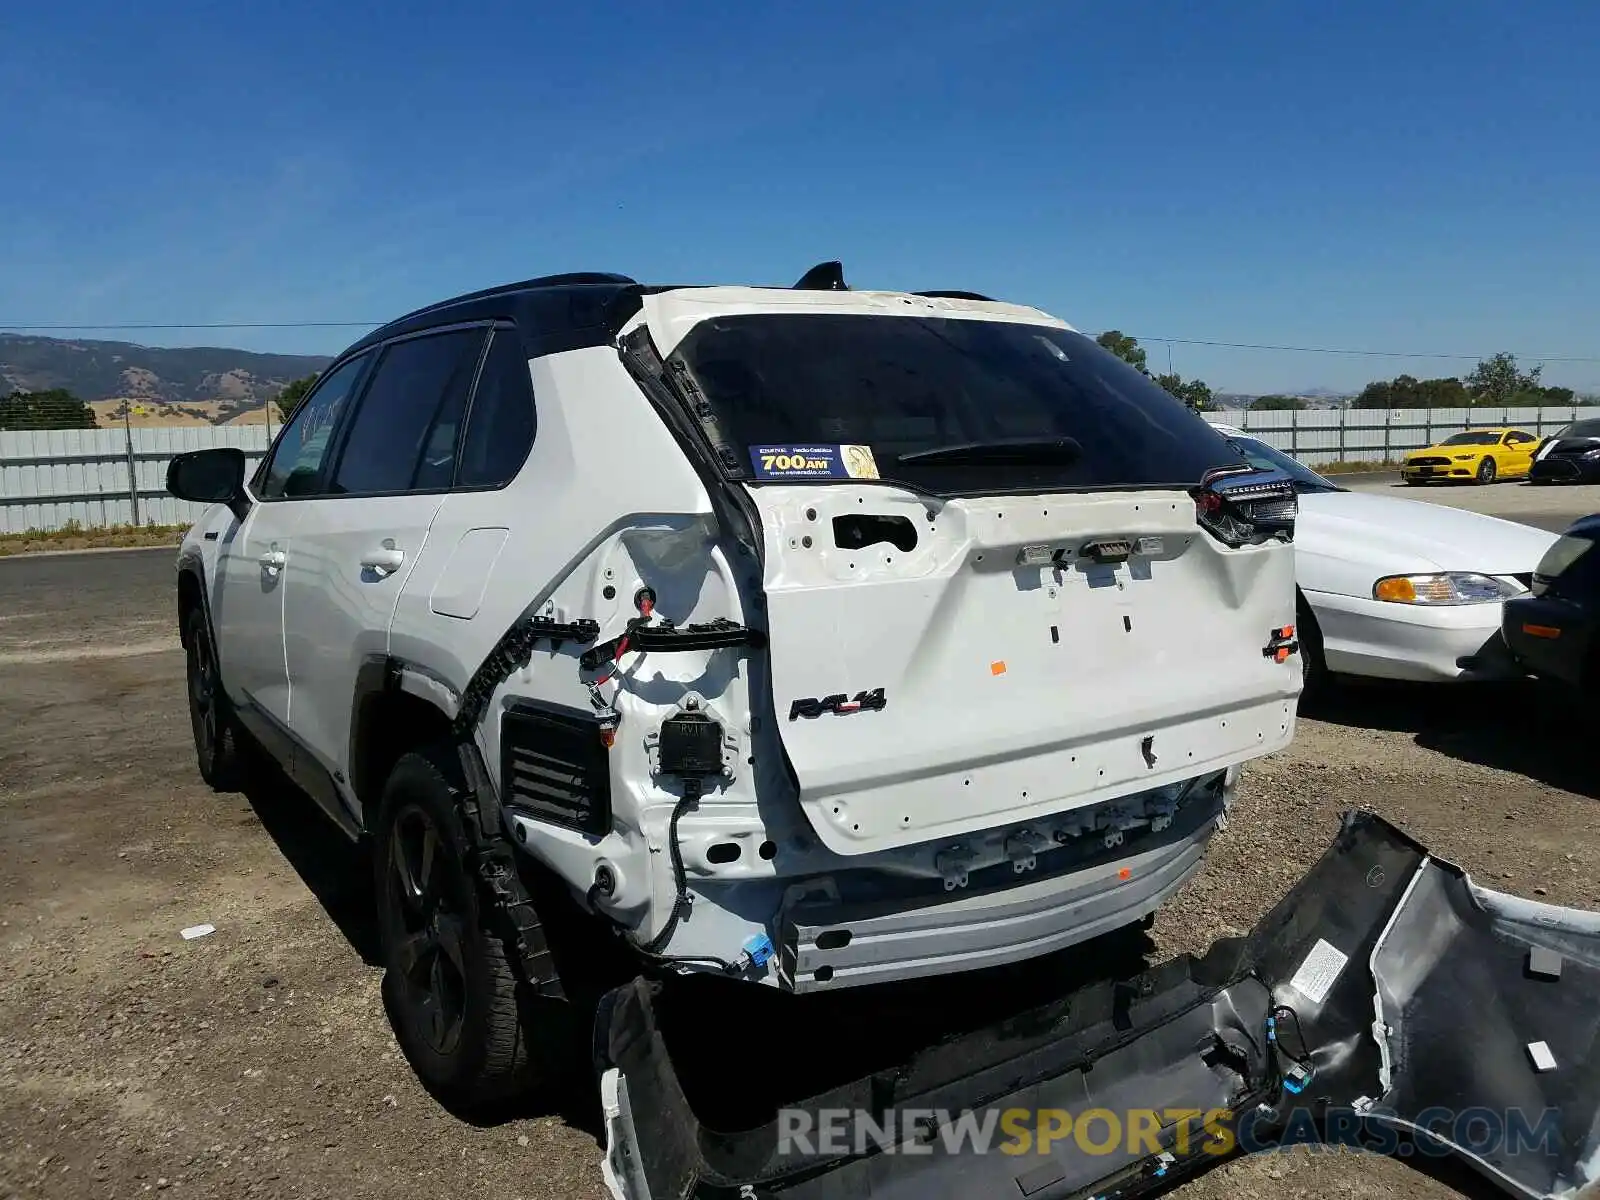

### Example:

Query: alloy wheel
xmin=386 ymin=805 xmax=469 ymax=1057
xmin=186 ymin=621 xmax=219 ymax=764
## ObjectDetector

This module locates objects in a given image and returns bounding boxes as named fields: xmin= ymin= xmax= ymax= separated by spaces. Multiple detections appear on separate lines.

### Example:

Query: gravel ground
xmin=2 ymin=478 xmax=1596 ymax=1200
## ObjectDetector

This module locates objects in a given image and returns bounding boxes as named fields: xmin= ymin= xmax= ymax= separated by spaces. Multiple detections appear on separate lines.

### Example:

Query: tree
xmin=0 ymin=388 xmax=98 ymax=430
xmin=276 ymin=374 xmax=318 ymax=421
xmin=1155 ymin=372 xmax=1214 ymax=412
xmin=1465 ymin=352 xmax=1542 ymax=406
xmin=1351 ymin=375 xmax=1468 ymax=410
xmin=1095 ymin=330 xmax=1148 ymax=374
xmin=1521 ymin=383 xmax=1573 ymax=405
xmin=1251 ymin=394 xmax=1307 ymax=411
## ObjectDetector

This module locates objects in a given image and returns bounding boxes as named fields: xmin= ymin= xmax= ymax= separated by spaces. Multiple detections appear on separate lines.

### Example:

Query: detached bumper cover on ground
xmin=596 ymin=810 xmax=1600 ymax=1200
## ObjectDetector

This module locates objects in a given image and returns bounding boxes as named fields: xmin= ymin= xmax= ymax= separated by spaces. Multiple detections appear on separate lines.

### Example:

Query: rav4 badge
xmin=789 ymin=688 xmax=887 ymax=721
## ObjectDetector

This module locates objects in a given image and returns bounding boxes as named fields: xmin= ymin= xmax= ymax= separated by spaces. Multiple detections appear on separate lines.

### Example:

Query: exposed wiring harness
xmin=1266 ymin=1003 xmax=1316 ymax=1095
xmin=643 ymin=776 xmax=702 ymax=955
xmin=580 ymin=774 xmax=746 ymax=977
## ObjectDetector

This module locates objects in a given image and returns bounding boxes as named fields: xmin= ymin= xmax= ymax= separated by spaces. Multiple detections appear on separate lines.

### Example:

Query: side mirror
xmin=166 ymin=448 xmax=249 ymax=519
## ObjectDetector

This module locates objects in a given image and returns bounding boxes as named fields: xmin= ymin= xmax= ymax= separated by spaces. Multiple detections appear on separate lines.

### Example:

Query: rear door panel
xmin=752 ymin=482 xmax=1300 ymax=856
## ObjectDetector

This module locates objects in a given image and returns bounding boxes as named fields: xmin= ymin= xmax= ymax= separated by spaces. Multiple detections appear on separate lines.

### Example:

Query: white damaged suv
xmin=166 ymin=263 xmax=1302 ymax=1106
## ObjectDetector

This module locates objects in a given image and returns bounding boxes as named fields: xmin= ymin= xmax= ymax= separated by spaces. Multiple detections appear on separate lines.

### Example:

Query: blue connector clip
xmin=742 ymin=933 xmax=774 ymax=971
xmin=1268 ymin=1014 xmax=1314 ymax=1095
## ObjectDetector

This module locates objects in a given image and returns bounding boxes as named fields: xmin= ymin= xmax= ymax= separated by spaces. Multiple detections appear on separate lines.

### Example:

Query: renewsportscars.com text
xmin=777 ymin=1104 xmax=1563 ymax=1160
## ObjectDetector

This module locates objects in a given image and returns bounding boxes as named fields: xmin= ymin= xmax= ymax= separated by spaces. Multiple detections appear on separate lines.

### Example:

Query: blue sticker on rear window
xmin=749 ymin=444 xmax=880 ymax=480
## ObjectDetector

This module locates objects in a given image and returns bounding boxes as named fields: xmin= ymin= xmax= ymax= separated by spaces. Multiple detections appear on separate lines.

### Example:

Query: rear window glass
xmin=669 ymin=314 xmax=1243 ymax=494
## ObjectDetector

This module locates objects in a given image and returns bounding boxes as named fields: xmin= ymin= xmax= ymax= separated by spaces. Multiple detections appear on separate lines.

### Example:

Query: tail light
xmin=1192 ymin=466 xmax=1297 ymax=548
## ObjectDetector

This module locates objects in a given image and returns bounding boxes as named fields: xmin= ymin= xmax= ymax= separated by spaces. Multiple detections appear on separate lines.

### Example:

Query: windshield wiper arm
xmin=895 ymin=436 xmax=1084 ymax=465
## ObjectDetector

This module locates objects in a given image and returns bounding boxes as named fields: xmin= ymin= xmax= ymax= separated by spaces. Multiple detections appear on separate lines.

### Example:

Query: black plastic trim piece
xmin=579 ymin=618 xmax=767 ymax=671
xmin=232 ymin=698 xmax=362 ymax=841
xmin=347 ymin=652 xmax=405 ymax=811
xmin=452 ymin=616 xmax=600 ymax=738
xmin=499 ymin=700 xmax=613 ymax=837
xmin=176 ymin=551 xmax=216 ymax=659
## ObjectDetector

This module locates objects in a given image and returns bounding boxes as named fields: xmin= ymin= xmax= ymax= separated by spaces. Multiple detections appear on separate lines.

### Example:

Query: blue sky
xmin=3 ymin=0 xmax=1597 ymax=395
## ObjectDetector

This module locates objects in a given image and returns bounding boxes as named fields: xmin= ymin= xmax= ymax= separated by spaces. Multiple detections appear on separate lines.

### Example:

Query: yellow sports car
xmin=1401 ymin=427 xmax=1539 ymax=485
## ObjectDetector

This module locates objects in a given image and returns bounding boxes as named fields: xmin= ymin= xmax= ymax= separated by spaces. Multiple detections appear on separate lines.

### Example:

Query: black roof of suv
xmin=346 ymin=272 xmax=640 ymax=361
xmin=341 ymin=263 xmax=996 ymax=364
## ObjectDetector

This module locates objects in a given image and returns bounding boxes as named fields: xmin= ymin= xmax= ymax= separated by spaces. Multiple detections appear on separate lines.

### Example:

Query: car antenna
xmin=792 ymin=260 xmax=847 ymax=291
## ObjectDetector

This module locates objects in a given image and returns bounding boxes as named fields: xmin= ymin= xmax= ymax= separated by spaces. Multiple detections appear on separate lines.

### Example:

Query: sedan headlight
xmin=1531 ymin=536 xmax=1594 ymax=594
xmin=1373 ymin=572 xmax=1526 ymax=605
xmin=1453 ymin=454 xmax=1477 ymax=461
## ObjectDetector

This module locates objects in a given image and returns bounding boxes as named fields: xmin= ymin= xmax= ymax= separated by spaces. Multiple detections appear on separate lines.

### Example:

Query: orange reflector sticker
xmin=1118 ymin=867 xmax=1132 ymax=881
xmin=599 ymin=727 xmax=617 ymax=747
xmin=1523 ymin=624 xmax=1562 ymax=639
xmin=991 ymin=661 xmax=1007 ymax=676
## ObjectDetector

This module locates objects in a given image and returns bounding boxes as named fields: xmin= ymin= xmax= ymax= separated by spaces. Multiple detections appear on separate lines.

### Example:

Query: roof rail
xmin=379 ymin=271 xmax=638 ymax=329
xmin=912 ymin=289 xmax=996 ymax=302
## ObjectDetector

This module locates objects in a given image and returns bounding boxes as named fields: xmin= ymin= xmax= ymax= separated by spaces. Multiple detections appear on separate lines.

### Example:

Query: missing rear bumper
xmin=597 ymin=810 xmax=1600 ymax=1199
xmin=780 ymin=818 xmax=1208 ymax=992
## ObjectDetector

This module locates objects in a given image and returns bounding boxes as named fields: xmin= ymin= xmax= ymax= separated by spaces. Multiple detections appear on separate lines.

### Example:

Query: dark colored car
xmin=1529 ymin=418 xmax=1600 ymax=483
xmin=1502 ymin=513 xmax=1600 ymax=694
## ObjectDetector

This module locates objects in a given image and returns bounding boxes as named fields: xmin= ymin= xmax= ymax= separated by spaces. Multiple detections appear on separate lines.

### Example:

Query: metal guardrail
xmin=2 ymin=405 xmax=1598 ymax=533
xmin=0 ymin=425 xmax=272 ymax=534
xmin=1210 ymin=404 xmax=1600 ymax=463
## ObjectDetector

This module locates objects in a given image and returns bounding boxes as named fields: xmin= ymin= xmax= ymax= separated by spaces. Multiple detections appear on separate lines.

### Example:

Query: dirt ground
xmin=2 ymin=480 xmax=1597 ymax=1200
xmin=0 ymin=530 xmax=185 ymax=559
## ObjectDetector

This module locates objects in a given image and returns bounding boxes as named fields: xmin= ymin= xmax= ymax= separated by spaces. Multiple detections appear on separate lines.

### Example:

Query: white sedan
xmin=1209 ymin=423 xmax=1560 ymax=684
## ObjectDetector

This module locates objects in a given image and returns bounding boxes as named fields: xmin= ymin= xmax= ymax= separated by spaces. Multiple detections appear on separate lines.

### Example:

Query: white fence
xmin=2 ymin=404 xmax=1599 ymax=534
xmin=0 ymin=425 xmax=272 ymax=534
xmin=1209 ymin=404 xmax=1600 ymax=464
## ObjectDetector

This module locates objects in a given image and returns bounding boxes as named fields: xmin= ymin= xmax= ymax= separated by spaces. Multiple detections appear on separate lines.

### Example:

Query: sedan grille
xmin=1408 ymin=456 xmax=1451 ymax=467
xmin=1534 ymin=459 xmax=1580 ymax=478
xmin=1547 ymin=438 xmax=1600 ymax=457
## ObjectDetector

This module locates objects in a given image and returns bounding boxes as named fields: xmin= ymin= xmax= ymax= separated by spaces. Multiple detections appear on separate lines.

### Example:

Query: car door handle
xmin=360 ymin=546 xmax=406 ymax=575
xmin=258 ymin=550 xmax=286 ymax=570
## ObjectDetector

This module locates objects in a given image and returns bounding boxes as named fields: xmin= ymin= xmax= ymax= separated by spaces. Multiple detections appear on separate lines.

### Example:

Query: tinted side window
xmin=1507 ymin=431 xmax=1534 ymax=444
xmin=329 ymin=329 xmax=485 ymax=496
xmin=457 ymin=329 xmax=537 ymax=489
xmin=258 ymin=354 xmax=369 ymax=499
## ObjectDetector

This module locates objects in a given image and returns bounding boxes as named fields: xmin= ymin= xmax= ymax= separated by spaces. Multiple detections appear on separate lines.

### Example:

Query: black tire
xmin=184 ymin=606 xmax=244 ymax=790
xmin=1295 ymin=594 xmax=1328 ymax=700
xmin=1476 ymin=457 xmax=1497 ymax=484
xmin=373 ymin=745 xmax=568 ymax=1109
